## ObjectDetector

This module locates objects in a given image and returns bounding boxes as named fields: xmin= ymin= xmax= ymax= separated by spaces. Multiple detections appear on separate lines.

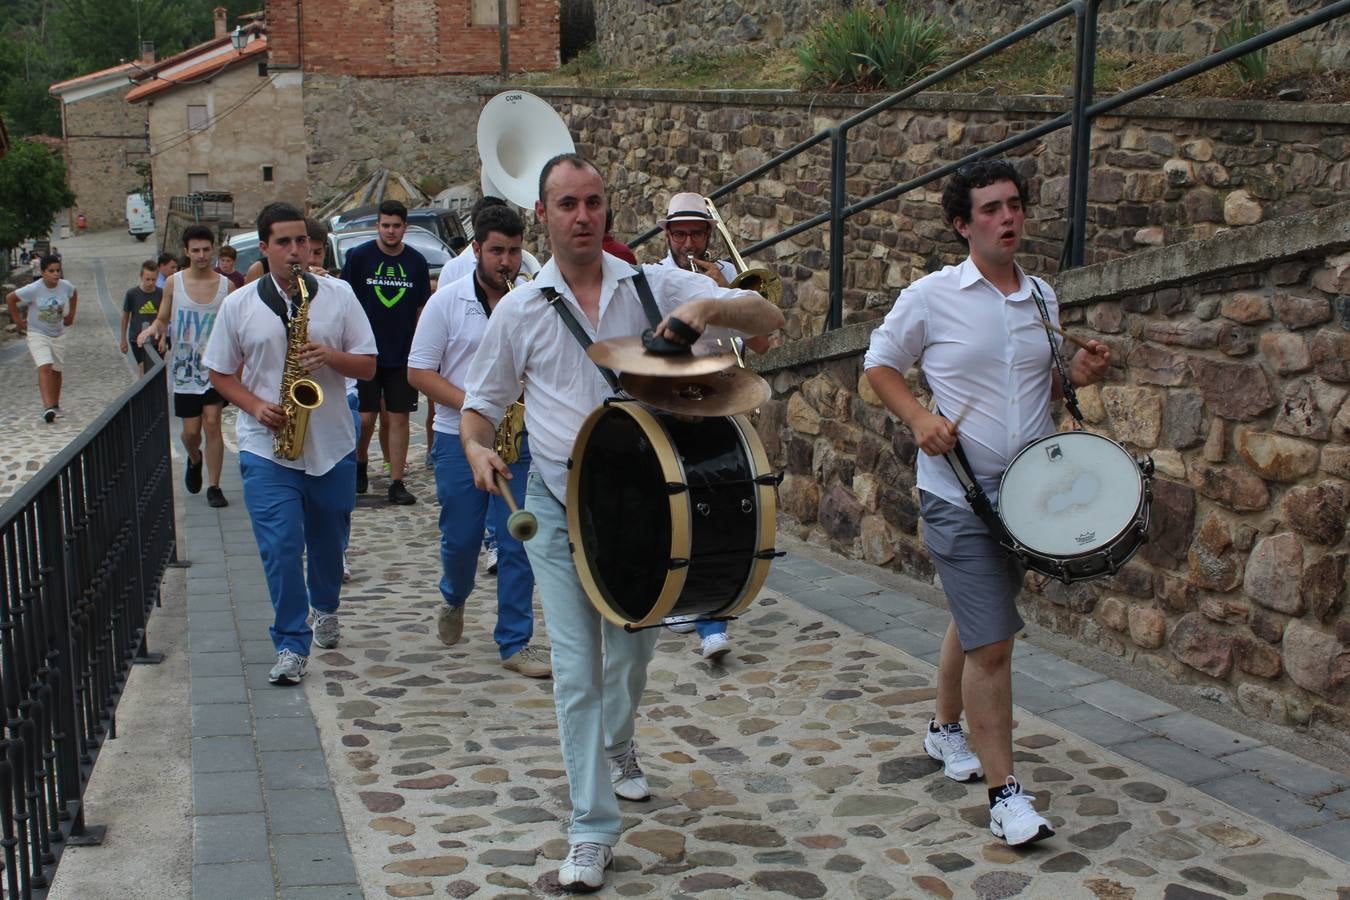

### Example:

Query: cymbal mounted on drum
xmin=477 ymin=91 xmax=577 ymax=209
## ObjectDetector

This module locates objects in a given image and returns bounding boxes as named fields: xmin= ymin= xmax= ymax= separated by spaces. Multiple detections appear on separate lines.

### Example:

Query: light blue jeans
xmin=240 ymin=451 xmax=355 ymax=656
xmin=432 ymin=434 xmax=534 ymax=659
xmin=523 ymin=473 xmax=657 ymax=846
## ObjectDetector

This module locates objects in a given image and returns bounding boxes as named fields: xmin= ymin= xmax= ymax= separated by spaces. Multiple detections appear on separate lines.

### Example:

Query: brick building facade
xmin=49 ymin=63 xmax=147 ymax=233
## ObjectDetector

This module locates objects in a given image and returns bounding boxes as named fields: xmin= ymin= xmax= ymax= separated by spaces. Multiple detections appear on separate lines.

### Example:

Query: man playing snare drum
xmin=459 ymin=153 xmax=782 ymax=892
xmin=864 ymin=159 xmax=1110 ymax=847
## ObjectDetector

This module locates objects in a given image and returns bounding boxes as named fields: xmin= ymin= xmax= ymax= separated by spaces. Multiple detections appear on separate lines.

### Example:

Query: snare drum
xmin=998 ymin=431 xmax=1152 ymax=583
xmin=566 ymin=401 xmax=779 ymax=628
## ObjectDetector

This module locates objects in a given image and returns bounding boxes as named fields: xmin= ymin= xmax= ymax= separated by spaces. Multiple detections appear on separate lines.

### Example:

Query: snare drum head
xmin=999 ymin=432 xmax=1142 ymax=557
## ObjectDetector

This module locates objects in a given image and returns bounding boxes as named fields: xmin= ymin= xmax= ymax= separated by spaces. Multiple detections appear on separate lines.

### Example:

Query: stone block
xmin=1188 ymin=357 xmax=1276 ymax=421
xmin=1257 ymin=332 xmax=1311 ymax=375
xmin=1223 ymin=189 xmax=1262 ymax=225
xmin=1249 ymin=609 xmax=1286 ymax=644
xmin=1142 ymin=478 xmax=1195 ymax=570
xmin=779 ymin=474 xmax=818 ymax=524
xmin=819 ymin=483 xmax=863 ymax=542
xmin=1281 ymin=480 xmax=1349 ymax=545
xmin=1219 ymin=292 xmax=1271 ymax=324
xmin=1323 ymin=445 xmax=1350 ymax=480
xmin=1273 ymin=378 xmax=1331 ymax=440
xmin=1236 ymin=682 xmax=1287 ymax=724
xmin=1272 ymin=293 xmax=1332 ymax=330
xmin=1282 ymin=620 xmax=1350 ymax=700
xmin=1188 ymin=463 xmax=1269 ymax=512
xmin=1187 ymin=513 xmax=1242 ymax=593
xmin=1086 ymin=302 xmax=1124 ymax=334
xmin=1155 ymin=573 xmax=1197 ymax=613
xmin=859 ymin=514 xmax=895 ymax=566
xmin=1234 ymin=429 xmax=1319 ymax=482
xmin=1199 ymin=597 xmax=1249 ymax=625
xmin=1101 ymin=386 xmax=1162 ymax=448
xmin=1234 ymin=637 xmax=1282 ymax=679
xmin=1311 ymin=329 xmax=1350 ymax=382
xmin=1162 ymin=391 xmax=1205 ymax=449
xmin=1127 ymin=606 xmax=1165 ymax=649
xmin=1127 ymin=344 xmax=1189 ymax=387
xmin=1242 ymin=532 xmax=1304 ymax=616
xmin=1151 ymin=449 xmax=1185 ymax=479
xmin=1168 ymin=612 xmax=1235 ymax=678
xmin=1302 ymin=552 xmax=1346 ymax=623
xmin=1098 ymin=596 xmax=1128 ymax=632
xmin=1202 ymin=417 xmax=1226 ymax=462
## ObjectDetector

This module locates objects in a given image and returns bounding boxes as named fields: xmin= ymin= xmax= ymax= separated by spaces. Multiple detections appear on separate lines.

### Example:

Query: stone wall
xmin=303 ymin=74 xmax=493 ymax=209
xmin=60 ymin=90 xmax=147 ymax=232
xmin=523 ymin=86 xmax=1348 ymax=341
xmin=752 ymin=202 xmax=1350 ymax=747
xmin=593 ymin=0 xmax=1348 ymax=70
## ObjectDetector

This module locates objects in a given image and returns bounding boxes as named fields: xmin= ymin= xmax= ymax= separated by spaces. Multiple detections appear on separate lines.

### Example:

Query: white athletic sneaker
xmin=608 ymin=742 xmax=650 ymax=801
xmin=990 ymin=775 xmax=1055 ymax=846
xmin=664 ymin=614 xmax=697 ymax=634
xmin=924 ymin=718 xmax=984 ymax=782
xmin=310 ymin=609 xmax=340 ymax=650
xmin=268 ymin=649 xmax=308 ymax=686
xmin=558 ymin=841 xmax=612 ymax=892
xmin=484 ymin=545 xmax=499 ymax=575
xmin=342 ymin=551 xmax=352 ymax=582
xmin=700 ymin=632 xmax=732 ymax=661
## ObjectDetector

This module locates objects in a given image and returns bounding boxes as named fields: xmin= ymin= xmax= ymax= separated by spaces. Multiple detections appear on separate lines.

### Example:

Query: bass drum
xmin=567 ymin=401 xmax=778 ymax=628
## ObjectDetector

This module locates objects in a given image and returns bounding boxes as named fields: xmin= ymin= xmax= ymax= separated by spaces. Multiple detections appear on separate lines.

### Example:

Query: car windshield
xmin=335 ymin=230 xmax=449 ymax=267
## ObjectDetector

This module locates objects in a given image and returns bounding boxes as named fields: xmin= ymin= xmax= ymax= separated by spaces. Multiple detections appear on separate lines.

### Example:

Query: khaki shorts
xmin=27 ymin=331 xmax=64 ymax=371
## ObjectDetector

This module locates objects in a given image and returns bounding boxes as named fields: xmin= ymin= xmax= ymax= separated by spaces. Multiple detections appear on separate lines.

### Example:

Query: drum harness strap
xmin=939 ymin=277 xmax=1084 ymax=552
xmin=539 ymin=269 xmax=668 ymax=395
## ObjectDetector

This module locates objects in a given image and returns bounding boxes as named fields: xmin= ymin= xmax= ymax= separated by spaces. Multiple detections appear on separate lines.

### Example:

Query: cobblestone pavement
xmin=0 ymin=230 xmax=144 ymax=502
xmin=315 ymin=461 xmax=1350 ymax=899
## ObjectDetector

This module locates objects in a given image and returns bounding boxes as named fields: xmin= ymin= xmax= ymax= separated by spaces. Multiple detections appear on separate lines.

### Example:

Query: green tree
xmin=0 ymin=140 xmax=76 ymax=251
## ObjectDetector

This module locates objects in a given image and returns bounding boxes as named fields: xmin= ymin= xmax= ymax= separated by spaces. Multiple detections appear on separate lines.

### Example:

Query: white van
xmin=126 ymin=192 xmax=155 ymax=242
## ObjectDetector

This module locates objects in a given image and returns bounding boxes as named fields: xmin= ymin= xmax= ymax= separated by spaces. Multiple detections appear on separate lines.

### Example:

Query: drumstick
xmin=494 ymin=472 xmax=538 ymax=541
xmin=1042 ymin=320 xmax=1097 ymax=353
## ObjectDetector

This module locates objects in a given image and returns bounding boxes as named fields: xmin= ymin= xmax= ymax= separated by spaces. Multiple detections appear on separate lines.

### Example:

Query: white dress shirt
xmin=202 ymin=275 xmax=378 ymax=476
xmin=407 ymin=272 xmax=495 ymax=436
xmin=439 ymin=245 xmax=542 ymax=285
xmin=864 ymin=257 xmax=1062 ymax=510
xmin=461 ymin=251 xmax=759 ymax=502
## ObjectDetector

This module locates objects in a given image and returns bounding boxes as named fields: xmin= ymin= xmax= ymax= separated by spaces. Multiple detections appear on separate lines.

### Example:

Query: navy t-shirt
xmin=340 ymin=241 xmax=431 ymax=367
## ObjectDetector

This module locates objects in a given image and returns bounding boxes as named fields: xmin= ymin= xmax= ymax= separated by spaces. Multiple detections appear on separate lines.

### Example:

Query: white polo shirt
xmin=407 ymin=272 xmax=497 ymax=436
xmin=863 ymin=257 xmax=1062 ymax=510
xmin=461 ymin=251 xmax=759 ymax=503
xmin=661 ymin=251 xmax=736 ymax=284
xmin=202 ymin=275 xmax=377 ymax=476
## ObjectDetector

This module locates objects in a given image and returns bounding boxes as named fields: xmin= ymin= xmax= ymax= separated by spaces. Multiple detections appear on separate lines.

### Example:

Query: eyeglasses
xmin=667 ymin=228 xmax=709 ymax=242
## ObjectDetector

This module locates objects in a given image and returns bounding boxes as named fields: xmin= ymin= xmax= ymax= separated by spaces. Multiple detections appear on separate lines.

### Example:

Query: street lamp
xmin=230 ymin=25 xmax=247 ymax=52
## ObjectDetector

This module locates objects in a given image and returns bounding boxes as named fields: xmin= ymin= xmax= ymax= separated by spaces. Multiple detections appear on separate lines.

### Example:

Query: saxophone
xmin=494 ymin=399 xmax=526 ymax=465
xmin=273 ymin=265 xmax=325 ymax=460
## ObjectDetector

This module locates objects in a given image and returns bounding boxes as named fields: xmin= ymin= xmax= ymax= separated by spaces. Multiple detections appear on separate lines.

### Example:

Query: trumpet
xmin=704 ymin=198 xmax=783 ymax=304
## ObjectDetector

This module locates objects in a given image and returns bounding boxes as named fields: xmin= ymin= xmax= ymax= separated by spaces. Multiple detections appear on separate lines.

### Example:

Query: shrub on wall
xmin=797 ymin=3 xmax=948 ymax=91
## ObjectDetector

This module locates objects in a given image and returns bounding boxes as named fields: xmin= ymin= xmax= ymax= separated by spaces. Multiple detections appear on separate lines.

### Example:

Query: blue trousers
xmin=240 ymin=451 xmax=355 ymax=656
xmin=432 ymin=432 xmax=534 ymax=659
xmin=524 ymin=473 xmax=657 ymax=846
xmin=693 ymin=618 xmax=728 ymax=638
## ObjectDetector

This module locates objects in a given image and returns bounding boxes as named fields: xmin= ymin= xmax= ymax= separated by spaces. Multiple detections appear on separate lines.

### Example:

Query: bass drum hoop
xmin=566 ymin=403 xmax=777 ymax=629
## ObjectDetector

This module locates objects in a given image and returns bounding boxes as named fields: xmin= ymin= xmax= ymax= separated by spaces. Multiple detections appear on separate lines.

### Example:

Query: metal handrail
xmin=629 ymin=0 xmax=1348 ymax=332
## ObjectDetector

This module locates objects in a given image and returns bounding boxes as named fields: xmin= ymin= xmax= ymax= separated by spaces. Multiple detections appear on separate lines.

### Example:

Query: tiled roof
xmin=126 ymin=39 xmax=268 ymax=103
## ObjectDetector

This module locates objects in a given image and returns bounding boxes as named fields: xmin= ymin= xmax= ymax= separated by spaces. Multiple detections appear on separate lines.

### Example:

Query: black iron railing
xmin=0 ymin=347 xmax=175 ymax=898
xmin=628 ymin=0 xmax=1349 ymax=331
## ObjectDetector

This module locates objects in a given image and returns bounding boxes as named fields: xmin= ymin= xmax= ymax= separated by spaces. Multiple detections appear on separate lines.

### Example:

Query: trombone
xmin=703 ymin=197 xmax=783 ymax=305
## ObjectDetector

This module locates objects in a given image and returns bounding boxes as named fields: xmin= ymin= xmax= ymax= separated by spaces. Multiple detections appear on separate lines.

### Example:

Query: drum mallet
xmin=494 ymin=473 xmax=538 ymax=541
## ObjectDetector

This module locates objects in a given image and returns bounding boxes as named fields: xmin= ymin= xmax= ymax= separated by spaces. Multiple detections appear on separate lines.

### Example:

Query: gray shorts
xmin=920 ymin=490 xmax=1025 ymax=652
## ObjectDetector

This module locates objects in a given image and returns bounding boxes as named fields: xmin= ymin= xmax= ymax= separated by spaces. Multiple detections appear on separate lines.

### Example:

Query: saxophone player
xmin=203 ymin=203 xmax=378 ymax=686
xmin=407 ymin=204 xmax=551 ymax=679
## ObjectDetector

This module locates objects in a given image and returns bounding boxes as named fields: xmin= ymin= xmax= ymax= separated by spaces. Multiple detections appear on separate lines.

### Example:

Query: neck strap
xmin=540 ymin=268 xmax=663 ymax=395
xmin=1029 ymin=278 xmax=1083 ymax=426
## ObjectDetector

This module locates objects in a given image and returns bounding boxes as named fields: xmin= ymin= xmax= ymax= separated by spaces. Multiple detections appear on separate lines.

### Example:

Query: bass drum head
xmin=567 ymin=404 xmax=688 ymax=627
xmin=999 ymin=431 xmax=1143 ymax=558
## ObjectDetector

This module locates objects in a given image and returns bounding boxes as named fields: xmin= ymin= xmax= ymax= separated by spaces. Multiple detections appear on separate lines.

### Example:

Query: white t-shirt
xmin=438 ymin=245 xmax=542 ymax=286
xmin=169 ymin=271 xmax=230 ymax=395
xmin=863 ymin=257 xmax=1062 ymax=510
xmin=407 ymin=273 xmax=496 ymax=436
xmin=461 ymin=252 xmax=759 ymax=502
xmin=202 ymin=275 xmax=377 ymax=476
xmin=14 ymin=279 xmax=75 ymax=338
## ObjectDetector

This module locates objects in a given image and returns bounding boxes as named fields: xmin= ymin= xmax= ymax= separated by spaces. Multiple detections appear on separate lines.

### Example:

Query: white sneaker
xmin=268 ymin=649 xmax=308 ymax=685
xmin=310 ymin=609 xmax=340 ymax=649
xmin=664 ymin=614 xmax=697 ymax=633
xmin=342 ymin=551 xmax=352 ymax=582
xmin=484 ymin=545 xmax=498 ymax=575
xmin=990 ymin=775 xmax=1055 ymax=846
xmin=700 ymin=632 xmax=731 ymax=661
xmin=558 ymin=841 xmax=612 ymax=892
xmin=608 ymin=742 xmax=650 ymax=801
xmin=924 ymin=718 xmax=984 ymax=782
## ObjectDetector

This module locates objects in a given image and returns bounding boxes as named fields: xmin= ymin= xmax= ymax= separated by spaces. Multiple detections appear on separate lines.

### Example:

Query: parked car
xmin=225 ymin=228 xmax=337 ymax=276
xmin=329 ymin=224 xmax=453 ymax=283
xmin=332 ymin=205 xmax=468 ymax=253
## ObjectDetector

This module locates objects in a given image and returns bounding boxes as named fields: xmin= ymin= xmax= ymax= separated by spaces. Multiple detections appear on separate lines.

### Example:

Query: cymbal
xmin=588 ymin=336 xmax=736 ymax=377
xmin=621 ymin=368 xmax=772 ymax=417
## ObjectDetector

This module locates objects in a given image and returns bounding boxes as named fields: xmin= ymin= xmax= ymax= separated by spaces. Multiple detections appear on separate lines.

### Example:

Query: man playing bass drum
xmin=459 ymin=154 xmax=783 ymax=892
xmin=865 ymin=160 xmax=1110 ymax=847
